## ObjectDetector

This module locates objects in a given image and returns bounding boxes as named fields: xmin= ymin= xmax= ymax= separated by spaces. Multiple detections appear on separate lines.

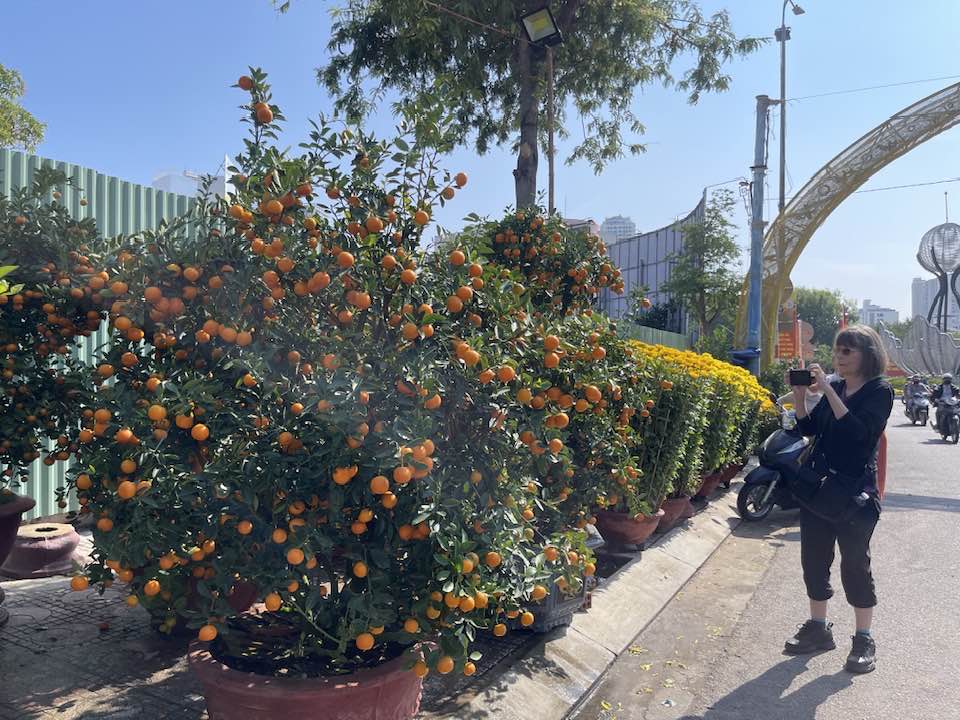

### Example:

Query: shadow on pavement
xmin=882 ymin=492 xmax=960 ymax=513
xmin=731 ymin=511 xmax=799 ymax=542
xmin=677 ymin=656 xmax=854 ymax=720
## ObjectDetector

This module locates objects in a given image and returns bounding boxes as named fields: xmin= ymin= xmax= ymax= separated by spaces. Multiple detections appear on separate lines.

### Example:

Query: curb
xmin=422 ymin=469 xmax=749 ymax=720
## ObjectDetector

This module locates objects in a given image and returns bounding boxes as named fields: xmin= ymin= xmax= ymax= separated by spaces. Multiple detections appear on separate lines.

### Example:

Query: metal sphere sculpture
xmin=917 ymin=222 xmax=960 ymax=330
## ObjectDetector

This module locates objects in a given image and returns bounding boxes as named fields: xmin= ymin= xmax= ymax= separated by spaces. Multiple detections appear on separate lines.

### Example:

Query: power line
xmin=783 ymin=177 xmax=960 ymax=203
xmin=853 ymin=177 xmax=960 ymax=194
xmin=422 ymin=1 xmax=526 ymax=43
xmin=789 ymin=73 xmax=960 ymax=102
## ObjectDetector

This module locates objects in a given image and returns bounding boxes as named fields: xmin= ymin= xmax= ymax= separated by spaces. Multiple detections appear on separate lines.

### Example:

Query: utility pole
xmin=736 ymin=94 xmax=775 ymax=376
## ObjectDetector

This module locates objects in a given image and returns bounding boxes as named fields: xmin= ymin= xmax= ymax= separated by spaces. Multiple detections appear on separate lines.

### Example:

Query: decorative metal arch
xmin=735 ymin=81 xmax=960 ymax=367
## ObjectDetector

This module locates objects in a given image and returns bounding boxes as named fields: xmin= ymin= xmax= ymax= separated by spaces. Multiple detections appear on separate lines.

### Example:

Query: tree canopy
xmin=309 ymin=1 xmax=762 ymax=208
xmin=794 ymin=286 xmax=859 ymax=346
xmin=661 ymin=189 xmax=741 ymax=340
xmin=0 ymin=65 xmax=45 ymax=151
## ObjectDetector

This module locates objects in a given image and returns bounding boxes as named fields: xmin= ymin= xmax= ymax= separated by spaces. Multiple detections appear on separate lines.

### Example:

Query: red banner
xmin=776 ymin=331 xmax=796 ymax=359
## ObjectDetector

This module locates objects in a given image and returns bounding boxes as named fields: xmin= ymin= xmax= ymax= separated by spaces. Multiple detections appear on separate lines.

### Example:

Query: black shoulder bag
xmin=789 ymin=387 xmax=880 ymax=523
xmin=790 ymin=449 xmax=870 ymax=523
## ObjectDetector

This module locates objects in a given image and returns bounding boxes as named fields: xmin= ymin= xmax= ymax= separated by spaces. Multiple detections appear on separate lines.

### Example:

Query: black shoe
xmin=845 ymin=634 xmax=876 ymax=674
xmin=784 ymin=620 xmax=836 ymax=654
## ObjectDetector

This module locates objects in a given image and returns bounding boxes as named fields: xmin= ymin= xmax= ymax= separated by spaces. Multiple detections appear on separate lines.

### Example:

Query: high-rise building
xmin=599 ymin=215 xmax=637 ymax=245
xmin=911 ymin=276 xmax=960 ymax=329
xmin=861 ymin=299 xmax=899 ymax=327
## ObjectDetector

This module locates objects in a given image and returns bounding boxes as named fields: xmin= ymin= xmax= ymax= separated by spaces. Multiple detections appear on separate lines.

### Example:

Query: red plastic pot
xmin=656 ymin=496 xmax=694 ymax=533
xmin=595 ymin=509 xmax=665 ymax=546
xmin=189 ymin=641 xmax=423 ymax=720
xmin=0 ymin=493 xmax=36 ymax=628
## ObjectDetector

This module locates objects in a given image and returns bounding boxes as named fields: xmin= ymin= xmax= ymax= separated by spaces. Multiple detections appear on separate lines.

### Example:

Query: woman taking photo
xmin=785 ymin=325 xmax=893 ymax=674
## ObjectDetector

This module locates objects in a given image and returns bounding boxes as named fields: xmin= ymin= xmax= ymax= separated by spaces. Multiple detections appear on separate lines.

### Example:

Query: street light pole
xmin=777 ymin=2 xmax=788 ymax=237
xmin=776 ymin=0 xmax=804 ymax=296
xmin=518 ymin=7 xmax=563 ymax=216
xmin=546 ymin=46 xmax=556 ymax=216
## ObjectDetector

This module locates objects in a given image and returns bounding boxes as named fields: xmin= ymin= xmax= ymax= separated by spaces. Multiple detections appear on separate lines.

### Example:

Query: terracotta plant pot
xmin=594 ymin=509 xmax=665 ymax=547
xmin=0 ymin=494 xmax=36 ymax=565
xmin=189 ymin=641 xmax=423 ymax=720
xmin=694 ymin=471 xmax=724 ymax=499
xmin=719 ymin=463 xmax=742 ymax=485
xmin=226 ymin=580 xmax=259 ymax=614
xmin=656 ymin=496 xmax=694 ymax=533
xmin=0 ymin=522 xmax=81 ymax=579
xmin=149 ymin=580 xmax=257 ymax=638
xmin=0 ymin=493 xmax=36 ymax=628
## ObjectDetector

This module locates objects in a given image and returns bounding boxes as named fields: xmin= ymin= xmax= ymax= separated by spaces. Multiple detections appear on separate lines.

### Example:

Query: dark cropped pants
xmin=800 ymin=503 xmax=879 ymax=608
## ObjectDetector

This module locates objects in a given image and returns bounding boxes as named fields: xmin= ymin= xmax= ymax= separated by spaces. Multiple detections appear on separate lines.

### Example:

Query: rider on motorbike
xmin=903 ymin=375 xmax=928 ymax=408
xmin=932 ymin=373 xmax=960 ymax=430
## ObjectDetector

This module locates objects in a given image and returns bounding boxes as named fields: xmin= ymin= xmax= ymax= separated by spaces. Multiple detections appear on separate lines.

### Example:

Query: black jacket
xmin=796 ymin=377 xmax=894 ymax=491
xmin=932 ymin=383 xmax=959 ymax=402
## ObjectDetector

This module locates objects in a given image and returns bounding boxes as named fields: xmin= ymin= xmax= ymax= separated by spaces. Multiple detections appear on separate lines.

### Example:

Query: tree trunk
xmin=512 ymin=0 xmax=582 ymax=210
xmin=513 ymin=41 xmax=540 ymax=210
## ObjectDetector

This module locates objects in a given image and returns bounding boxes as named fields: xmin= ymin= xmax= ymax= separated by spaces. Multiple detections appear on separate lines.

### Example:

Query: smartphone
xmin=789 ymin=369 xmax=813 ymax=386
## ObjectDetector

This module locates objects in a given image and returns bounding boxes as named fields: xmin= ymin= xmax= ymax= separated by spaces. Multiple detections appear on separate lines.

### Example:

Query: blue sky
xmin=5 ymin=1 xmax=960 ymax=320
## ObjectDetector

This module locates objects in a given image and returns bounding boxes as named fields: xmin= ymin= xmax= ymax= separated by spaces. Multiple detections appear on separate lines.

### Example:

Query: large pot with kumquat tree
xmin=64 ymin=71 xmax=587 ymax=720
xmin=457 ymin=210 xmax=651 ymax=614
xmin=473 ymin=209 xmax=672 ymax=550
xmin=1 ymin=172 xmax=106 ymax=625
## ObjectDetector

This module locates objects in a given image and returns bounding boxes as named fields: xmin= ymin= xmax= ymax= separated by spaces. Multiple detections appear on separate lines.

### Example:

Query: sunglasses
xmin=832 ymin=347 xmax=859 ymax=356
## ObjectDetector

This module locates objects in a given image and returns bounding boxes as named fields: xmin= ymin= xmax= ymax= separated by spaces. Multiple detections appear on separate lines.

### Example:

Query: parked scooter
xmin=737 ymin=403 xmax=807 ymax=521
xmin=936 ymin=396 xmax=960 ymax=444
xmin=902 ymin=391 xmax=930 ymax=426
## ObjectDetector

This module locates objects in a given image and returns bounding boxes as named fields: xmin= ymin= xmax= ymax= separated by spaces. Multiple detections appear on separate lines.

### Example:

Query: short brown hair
xmin=834 ymin=325 xmax=888 ymax=380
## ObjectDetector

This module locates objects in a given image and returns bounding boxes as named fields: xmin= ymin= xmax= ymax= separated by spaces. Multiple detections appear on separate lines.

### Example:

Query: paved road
xmin=572 ymin=419 xmax=960 ymax=720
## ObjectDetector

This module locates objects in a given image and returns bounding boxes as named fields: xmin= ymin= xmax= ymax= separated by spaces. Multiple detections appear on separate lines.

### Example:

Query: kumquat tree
xmin=63 ymin=69 xmax=604 ymax=680
xmin=0 ymin=170 xmax=103 ymax=503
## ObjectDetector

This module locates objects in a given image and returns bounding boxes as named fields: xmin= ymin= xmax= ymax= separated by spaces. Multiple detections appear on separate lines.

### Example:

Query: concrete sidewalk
xmin=425 ymin=480 xmax=746 ymax=720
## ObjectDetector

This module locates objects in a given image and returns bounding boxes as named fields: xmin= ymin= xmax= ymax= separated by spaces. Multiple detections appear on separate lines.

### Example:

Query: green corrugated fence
xmin=1 ymin=148 xmax=195 ymax=520
xmin=617 ymin=322 xmax=691 ymax=350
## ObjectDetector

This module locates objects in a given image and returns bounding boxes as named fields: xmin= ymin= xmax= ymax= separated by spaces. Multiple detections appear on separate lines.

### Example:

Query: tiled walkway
xmin=0 ymin=574 xmax=538 ymax=719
